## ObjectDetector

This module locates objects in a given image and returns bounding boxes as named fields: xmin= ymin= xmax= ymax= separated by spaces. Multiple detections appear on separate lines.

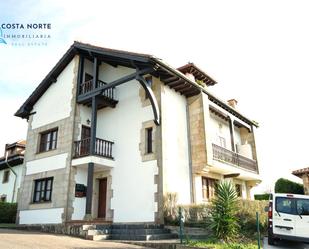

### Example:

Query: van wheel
xmin=268 ymin=232 xmax=275 ymax=245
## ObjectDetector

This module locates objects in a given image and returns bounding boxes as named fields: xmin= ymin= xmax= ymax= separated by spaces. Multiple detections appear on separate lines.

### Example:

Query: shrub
xmin=235 ymin=199 xmax=268 ymax=236
xmin=210 ymin=181 xmax=239 ymax=241
xmin=275 ymin=178 xmax=304 ymax=194
xmin=0 ymin=202 xmax=17 ymax=223
xmin=254 ymin=193 xmax=270 ymax=200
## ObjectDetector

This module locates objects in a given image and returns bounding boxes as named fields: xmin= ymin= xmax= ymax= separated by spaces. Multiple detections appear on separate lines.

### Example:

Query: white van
xmin=267 ymin=193 xmax=309 ymax=245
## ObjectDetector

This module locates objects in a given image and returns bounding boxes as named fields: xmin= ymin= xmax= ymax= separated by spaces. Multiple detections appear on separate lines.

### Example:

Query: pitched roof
xmin=15 ymin=41 xmax=258 ymax=127
xmin=177 ymin=62 xmax=217 ymax=86
xmin=292 ymin=167 xmax=309 ymax=177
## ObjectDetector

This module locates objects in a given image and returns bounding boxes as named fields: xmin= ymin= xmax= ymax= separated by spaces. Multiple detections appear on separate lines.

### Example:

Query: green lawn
xmin=0 ymin=223 xmax=17 ymax=228
xmin=185 ymin=238 xmax=261 ymax=249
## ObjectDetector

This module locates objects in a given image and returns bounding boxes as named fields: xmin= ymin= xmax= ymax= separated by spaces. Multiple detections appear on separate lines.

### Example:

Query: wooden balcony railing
xmin=73 ymin=138 xmax=114 ymax=159
xmin=79 ymin=79 xmax=115 ymax=100
xmin=212 ymin=144 xmax=258 ymax=173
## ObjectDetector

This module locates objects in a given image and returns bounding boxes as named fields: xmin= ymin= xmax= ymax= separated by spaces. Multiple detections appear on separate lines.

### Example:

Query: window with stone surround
xmin=38 ymin=128 xmax=58 ymax=153
xmin=235 ymin=184 xmax=242 ymax=197
xmin=33 ymin=177 xmax=53 ymax=203
xmin=146 ymin=127 xmax=153 ymax=154
xmin=202 ymin=177 xmax=217 ymax=200
xmin=2 ymin=170 xmax=10 ymax=183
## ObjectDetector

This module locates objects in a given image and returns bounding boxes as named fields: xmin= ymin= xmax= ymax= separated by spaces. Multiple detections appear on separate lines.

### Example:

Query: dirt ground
xmin=0 ymin=229 xmax=153 ymax=249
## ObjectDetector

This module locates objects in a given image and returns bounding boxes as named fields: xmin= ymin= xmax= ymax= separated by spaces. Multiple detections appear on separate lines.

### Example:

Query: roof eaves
xmin=152 ymin=58 xmax=258 ymax=127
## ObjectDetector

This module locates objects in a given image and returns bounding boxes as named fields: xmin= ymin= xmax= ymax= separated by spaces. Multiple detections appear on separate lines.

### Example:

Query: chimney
xmin=185 ymin=72 xmax=195 ymax=82
xmin=227 ymin=99 xmax=238 ymax=109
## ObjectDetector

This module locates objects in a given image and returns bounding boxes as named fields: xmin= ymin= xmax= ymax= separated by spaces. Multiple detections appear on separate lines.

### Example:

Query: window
xmin=145 ymin=76 xmax=153 ymax=99
xmin=296 ymin=199 xmax=309 ymax=216
xmin=33 ymin=177 xmax=53 ymax=203
xmin=235 ymin=184 xmax=242 ymax=197
xmin=2 ymin=170 xmax=10 ymax=183
xmin=146 ymin=127 xmax=153 ymax=154
xmin=202 ymin=177 xmax=217 ymax=200
xmin=219 ymin=136 xmax=226 ymax=148
xmin=39 ymin=128 xmax=58 ymax=153
xmin=276 ymin=197 xmax=294 ymax=215
xmin=0 ymin=195 xmax=6 ymax=202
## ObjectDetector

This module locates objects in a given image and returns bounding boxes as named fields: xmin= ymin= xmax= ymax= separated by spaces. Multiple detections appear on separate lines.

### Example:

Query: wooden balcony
xmin=212 ymin=144 xmax=258 ymax=173
xmin=73 ymin=138 xmax=114 ymax=159
xmin=77 ymin=79 xmax=118 ymax=109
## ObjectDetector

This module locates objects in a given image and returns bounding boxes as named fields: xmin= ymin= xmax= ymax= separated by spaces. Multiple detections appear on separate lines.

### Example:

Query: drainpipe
xmin=5 ymin=152 xmax=18 ymax=203
xmin=186 ymin=102 xmax=194 ymax=203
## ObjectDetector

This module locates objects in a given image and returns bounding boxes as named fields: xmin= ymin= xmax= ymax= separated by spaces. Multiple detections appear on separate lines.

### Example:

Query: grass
xmin=0 ymin=223 xmax=17 ymax=228
xmin=185 ymin=238 xmax=261 ymax=249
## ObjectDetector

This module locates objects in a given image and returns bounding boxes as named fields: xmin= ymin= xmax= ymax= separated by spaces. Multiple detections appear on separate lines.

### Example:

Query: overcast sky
xmin=1 ymin=0 xmax=308 ymax=192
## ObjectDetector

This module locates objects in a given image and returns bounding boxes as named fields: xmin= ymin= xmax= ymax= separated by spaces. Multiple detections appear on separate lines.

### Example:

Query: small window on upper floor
xmin=2 ymin=170 xmax=10 ymax=184
xmin=39 ymin=128 xmax=58 ymax=153
xmin=146 ymin=127 xmax=153 ymax=154
xmin=145 ymin=76 xmax=153 ymax=100
xmin=219 ymin=136 xmax=226 ymax=148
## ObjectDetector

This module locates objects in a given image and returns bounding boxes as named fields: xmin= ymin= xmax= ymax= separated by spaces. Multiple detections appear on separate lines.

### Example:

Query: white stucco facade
xmin=0 ymin=165 xmax=22 ymax=202
xmin=74 ymin=63 xmax=158 ymax=222
xmin=31 ymin=58 xmax=75 ymax=129
xmin=161 ymin=85 xmax=191 ymax=204
xmin=19 ymin=208 xmax=64 ymax=224
xmin=25 ymin=153 xmax=68 ymax=175
xmin=72 ymin=167 xmax=87 ymax=220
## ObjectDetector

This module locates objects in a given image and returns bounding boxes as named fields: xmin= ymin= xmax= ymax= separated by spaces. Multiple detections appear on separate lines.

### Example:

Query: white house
xmin=0 ymin=140 xmax=25 ymax=203
xmin=15 ymin=42 xmax=261 ymax=227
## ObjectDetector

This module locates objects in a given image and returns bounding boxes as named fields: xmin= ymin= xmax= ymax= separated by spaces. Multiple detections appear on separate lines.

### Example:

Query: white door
xmin=294 ymin=198 xmax=309 ymax=238
xmin=273 ymin=197 xmax=296 ymax=237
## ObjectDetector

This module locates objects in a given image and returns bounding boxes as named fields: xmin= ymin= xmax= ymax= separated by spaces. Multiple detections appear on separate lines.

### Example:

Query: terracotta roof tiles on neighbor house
xmin=292 ymin=167 xmax=309 ymax=177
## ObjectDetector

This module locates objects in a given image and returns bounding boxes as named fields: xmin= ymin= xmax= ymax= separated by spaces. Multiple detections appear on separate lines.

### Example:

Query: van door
xmin=294 ymin=198 xmax=309 ymax=238
xmin=273 ymin=197 xmax=296 ymax=237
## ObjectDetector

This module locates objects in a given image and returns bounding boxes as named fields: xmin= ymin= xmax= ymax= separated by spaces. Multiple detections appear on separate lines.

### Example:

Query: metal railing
xmin=212 ymin=143 xmax=258 ymax=173
xmin=73 ymin=137 xmax=114 ymax=159
xmin=79 ymin=79 xmax=115 ymax=100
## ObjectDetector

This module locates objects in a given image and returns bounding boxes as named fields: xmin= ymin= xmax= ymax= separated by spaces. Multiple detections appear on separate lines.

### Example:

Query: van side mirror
xmin=264 ymin=206 xmax=269 ymax=212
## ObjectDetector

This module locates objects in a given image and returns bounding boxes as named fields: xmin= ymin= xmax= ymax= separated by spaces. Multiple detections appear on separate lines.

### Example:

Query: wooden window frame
xmin=146 ymin=127 xmax=153 ymax=154
xmin=33 ymin=177 xmax=53 ymax=203
xmin=202 ymin=177 xmax=217 ymax=200
xmin=38 ymin=128 xmax=58 ymax=153
xmin=235 ymin=184 xmax=242 ymax=197
xmin=2 ymin=170 xmax=10 ymax=183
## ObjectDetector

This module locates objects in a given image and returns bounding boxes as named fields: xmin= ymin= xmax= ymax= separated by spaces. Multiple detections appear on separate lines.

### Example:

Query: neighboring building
xmin=0 ymin=140 xmax=26 ymax=202
xmin=15 ymin=42 xmax=260 ymax=226
xmin=292 ymin=167 xmax=309 ymax=195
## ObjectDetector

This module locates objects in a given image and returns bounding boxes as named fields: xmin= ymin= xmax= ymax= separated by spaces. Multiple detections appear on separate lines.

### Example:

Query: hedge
xmin=0 ymin=202 xmax=17 ymax=223
xmin=275 ymin=178 xmax=304 ymax=194
xmin=163 ymin=193 xmax=268 ymax=235
xmin=254 ymin=193 xmax=270 ymax=200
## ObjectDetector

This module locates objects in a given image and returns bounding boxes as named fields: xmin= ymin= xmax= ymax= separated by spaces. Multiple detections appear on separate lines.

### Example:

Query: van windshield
xmin=276 ymin=197 xmax=294 ymax=215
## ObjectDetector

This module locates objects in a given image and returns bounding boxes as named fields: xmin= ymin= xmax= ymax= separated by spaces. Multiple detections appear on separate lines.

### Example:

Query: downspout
xmin=186 ymin=102 xmax=194 ymax=203
xmin=5 ymin=153 xmax=18 ymax=203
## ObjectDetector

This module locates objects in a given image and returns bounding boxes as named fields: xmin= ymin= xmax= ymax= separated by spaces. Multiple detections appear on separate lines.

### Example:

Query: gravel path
xmin=0 ymin=229 xmax=153 ymax=249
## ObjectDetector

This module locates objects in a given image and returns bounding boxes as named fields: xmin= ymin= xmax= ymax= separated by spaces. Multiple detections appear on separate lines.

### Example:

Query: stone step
xmin=111 ymin=224 xmax=164 ymax=229
xmin=111 ymin=228 xmax=171 ymax=235
xmin=111 ymin=233 xmax=178 ymax=241
xmin=87 ymin=229 xmax=110 ymax=236
xmin=92 ymin=234 xmax=111 ymax=241
xmin=82 ymin=225 xmax=96 ymax=231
